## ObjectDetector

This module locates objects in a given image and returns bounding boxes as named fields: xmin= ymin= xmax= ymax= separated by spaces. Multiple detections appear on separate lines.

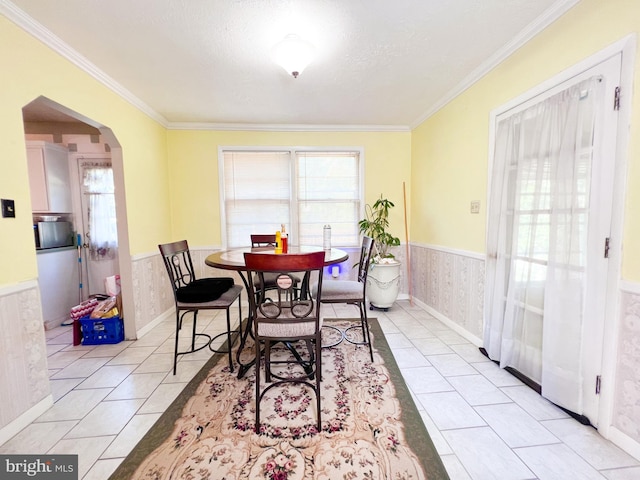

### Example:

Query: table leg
xmin=234 ymin=270 xmax=258 ymax=379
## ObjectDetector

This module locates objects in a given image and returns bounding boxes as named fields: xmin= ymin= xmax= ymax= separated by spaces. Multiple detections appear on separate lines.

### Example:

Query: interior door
xmin=486 ymin=53 xmax=621 ymax=427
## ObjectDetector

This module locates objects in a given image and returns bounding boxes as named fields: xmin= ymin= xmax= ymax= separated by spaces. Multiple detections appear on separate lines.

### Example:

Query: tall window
xmin=221 ymin=149 xmax=363 ymax=248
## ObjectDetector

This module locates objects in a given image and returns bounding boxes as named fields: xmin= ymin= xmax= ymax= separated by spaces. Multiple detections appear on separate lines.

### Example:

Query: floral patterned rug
xmin=109 ymin=318 xmax=449 ymax=479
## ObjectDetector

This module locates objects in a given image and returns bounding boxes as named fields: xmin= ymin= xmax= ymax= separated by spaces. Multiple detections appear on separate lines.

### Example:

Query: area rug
xmin=109 ymin=318 xmax=449 ymax=479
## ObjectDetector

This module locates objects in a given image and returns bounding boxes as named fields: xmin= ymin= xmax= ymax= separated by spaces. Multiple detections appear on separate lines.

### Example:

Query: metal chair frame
xmin=245 ymin=251 xmax=325 ymax=433
xmin=159 ymin=240 xmax=242 ymax=374
xmin=319 ymin=236 xmax=375 ymax=361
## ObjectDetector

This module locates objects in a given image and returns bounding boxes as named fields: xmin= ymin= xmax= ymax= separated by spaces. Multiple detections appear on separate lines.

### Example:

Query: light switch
xmin=1 ymin=199 xmax=15 ymax=218
xmin=470 ymin=200 xmax=480 ymax=214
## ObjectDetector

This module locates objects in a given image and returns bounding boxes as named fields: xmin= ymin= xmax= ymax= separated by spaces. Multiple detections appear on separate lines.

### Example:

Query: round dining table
xmin=205 ymin=245 xmax=348 ymax=271
xmin=205 ymin=246 xmax=349 ymax=378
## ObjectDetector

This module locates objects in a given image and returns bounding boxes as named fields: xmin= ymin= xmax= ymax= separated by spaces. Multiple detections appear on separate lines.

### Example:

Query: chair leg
xmin=225 ymin=308 xmax=234 ymax=373
xmin=315 ymin=332 xmax=322 ymax=431
xmin=264 ymin=341 xmax=272 ymax=382
xmin=359 ymin=302 xmax=374 ymax=362
xmin=304 ymin=339 xmax=316 ymax=380
xmin=173 ymin=311 xmax=180 ymax=375
xmin=255 ymin=337 xmax=261 ymax=434
xmin=191 ymin=311 xmax=198 ymax=351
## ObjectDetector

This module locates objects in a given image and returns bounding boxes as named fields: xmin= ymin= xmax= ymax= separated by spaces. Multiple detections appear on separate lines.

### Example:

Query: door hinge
xmin=596 ymin=375 xmax=602 ymax=395
xmin=614 ymin=86 xmax=621 ymax=111
xmin=604 ymin=237 xmax=610 ymax=258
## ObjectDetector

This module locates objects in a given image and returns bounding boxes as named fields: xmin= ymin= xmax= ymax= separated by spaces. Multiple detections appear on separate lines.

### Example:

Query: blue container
xmin=80 ymin=315 xmax=124 ymax=345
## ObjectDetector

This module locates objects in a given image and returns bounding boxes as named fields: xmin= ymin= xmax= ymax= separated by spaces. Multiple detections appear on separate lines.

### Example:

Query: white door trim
xmin=486 ymin=34 xmax=636 ymax=437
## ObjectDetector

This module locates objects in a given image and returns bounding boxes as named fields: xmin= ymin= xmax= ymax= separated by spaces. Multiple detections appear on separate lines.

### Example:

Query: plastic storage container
xmin=79 ymin=315 xmax=124 ymax=345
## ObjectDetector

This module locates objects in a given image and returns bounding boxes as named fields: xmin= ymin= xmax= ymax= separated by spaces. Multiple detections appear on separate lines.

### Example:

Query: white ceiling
xmin=5 ymin=0 xmax=577 ymax=129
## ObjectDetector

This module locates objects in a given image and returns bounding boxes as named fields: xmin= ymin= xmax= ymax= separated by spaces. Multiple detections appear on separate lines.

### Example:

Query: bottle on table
xmin=323 ymin=225 xmax=331 ymax=250
xmin=281 ymin=224 xmax=288 ymax=253
xmin=275 ymin=230 xmax=282 ymax=254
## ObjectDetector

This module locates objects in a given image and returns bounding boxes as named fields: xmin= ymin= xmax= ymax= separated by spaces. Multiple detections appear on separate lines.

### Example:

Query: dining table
xmin=205 ymin=245 xmax=349 ymax=378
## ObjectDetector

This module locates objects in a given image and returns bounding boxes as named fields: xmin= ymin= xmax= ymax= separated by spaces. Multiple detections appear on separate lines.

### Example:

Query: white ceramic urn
xmin=366 ymin=261 xmax=401 ymax=309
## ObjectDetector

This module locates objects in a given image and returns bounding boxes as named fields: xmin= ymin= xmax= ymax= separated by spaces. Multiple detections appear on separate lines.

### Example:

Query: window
xmin=220 ymin=148 xmax=363 ymax=248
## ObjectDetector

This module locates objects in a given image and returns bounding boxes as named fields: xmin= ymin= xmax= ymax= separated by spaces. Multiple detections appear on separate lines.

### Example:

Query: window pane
xmin=223 ymin=151 xmax=290 ymax=247
xmin=297 ymin=151 xmax=360 ymax=247
xmin=222 ymin=149 xmax=361 ymax=248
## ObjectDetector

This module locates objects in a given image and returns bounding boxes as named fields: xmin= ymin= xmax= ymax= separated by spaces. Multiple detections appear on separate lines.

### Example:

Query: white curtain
xmin=82 ymin=163 xmax=118 ymax=261
xmin=484 ymin=76 xmax=602 ymax=413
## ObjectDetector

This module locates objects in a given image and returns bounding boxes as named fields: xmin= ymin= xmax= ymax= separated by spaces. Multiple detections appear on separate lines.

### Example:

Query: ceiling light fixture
xmin=271 ymin=34 xmax=315 ymax=78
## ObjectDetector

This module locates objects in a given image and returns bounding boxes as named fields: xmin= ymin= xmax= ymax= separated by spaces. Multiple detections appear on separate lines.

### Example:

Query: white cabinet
xmin=26 ymin=141 xmax=72 ymax=213
xmin=37 ymin=248 xmax=79 ymax=329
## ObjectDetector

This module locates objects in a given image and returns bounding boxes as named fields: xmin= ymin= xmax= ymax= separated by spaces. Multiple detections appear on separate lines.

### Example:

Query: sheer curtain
xmin=82 ymin=163 xmax=118 ymax=261
xmin=484 ymin=76 xmax=602 ymax=413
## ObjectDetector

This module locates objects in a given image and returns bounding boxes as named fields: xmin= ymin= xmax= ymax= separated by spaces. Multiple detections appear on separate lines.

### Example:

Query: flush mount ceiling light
xmin=271 ymin=34 xmax=315 ymax=78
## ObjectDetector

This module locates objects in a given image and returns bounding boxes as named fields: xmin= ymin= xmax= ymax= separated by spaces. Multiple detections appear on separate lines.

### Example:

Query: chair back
xmin=251 ymin=234 xmax=277 ymax=247
xmin=159 ymin=240 xmax=196 ymax=297
xmin=357 ymin=236 xmax=375 ymax=284
xmin=245 ymin=251 xmax=325 ymax=338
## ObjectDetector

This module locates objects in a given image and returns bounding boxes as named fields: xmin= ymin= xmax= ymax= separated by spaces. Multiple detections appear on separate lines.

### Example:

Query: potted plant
xmin=358 ymin=195 xmax=402 ymax=310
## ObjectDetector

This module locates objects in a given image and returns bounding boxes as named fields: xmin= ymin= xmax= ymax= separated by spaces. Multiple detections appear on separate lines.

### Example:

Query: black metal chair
xmin=159 ymin=240 xmax=242 ymax=374
xmin=250 ymin=233 xmax=300 ymax=295
xmin=317 ymin=236 xmax=375 ymax=361
xmin=245 ymin=251 xmax=325 ymax=433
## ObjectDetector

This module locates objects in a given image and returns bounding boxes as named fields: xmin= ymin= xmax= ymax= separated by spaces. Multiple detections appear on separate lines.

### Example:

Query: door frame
xmin=26 ymin=96 xmax=135 ymax=341
xmin=486 ymin=34 xmax=635 ymax=436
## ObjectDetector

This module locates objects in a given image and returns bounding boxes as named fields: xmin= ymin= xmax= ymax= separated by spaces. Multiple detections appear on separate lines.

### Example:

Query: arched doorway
xmin=23 ymin=96 xmax=135 ymax=339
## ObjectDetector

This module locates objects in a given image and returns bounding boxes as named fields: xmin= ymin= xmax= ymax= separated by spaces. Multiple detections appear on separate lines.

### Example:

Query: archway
xmin=23 ymin=96 xmax=135 ymax=339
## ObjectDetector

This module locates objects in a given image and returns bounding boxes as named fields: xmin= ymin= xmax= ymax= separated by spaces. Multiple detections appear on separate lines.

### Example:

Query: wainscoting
xmin=0 ymin=281 xmax=51 ymax=441
xmin=613 ymin=283 xmax=640 ymax=453
xmin=409 ymin=243 xmax=484 ymax=343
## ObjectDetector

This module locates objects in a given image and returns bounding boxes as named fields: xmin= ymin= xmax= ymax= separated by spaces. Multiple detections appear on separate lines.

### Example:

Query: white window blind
xmin=296 ymin=151 xmax=361 ymax=247
xmin=221 ymin=149 xmax=361 ymax=248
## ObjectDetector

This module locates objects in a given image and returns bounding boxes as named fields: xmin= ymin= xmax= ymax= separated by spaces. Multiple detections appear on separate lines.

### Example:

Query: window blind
xmin=221 ymin=149 xmax=361 ymax=248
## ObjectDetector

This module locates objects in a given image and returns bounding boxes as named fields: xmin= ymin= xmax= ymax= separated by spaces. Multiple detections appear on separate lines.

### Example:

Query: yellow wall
xmin=166 ymin=130 xmax=411 ymax=246
xmin=0 ymin=16 xmax=171 ymax=286
xmin=411 ymin=0 xmax=640 ymax=281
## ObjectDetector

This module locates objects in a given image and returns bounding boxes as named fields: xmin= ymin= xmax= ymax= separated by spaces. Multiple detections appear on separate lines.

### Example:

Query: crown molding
xmin=1 ymin=0 xmax=168 ymax=127
xmin=2 ymin=0 xmax=410 ymax=134
xmin=410 ymin=0 xmax=581 ymax=128
xmin=3 ymin=0 xmax=579 ymax=133
xmin=167 ymin=122 xmax=411 ymax=132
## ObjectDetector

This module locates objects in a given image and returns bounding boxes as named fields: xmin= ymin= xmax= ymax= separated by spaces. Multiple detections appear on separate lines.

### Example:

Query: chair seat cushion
xmin=176 ymin=277 xmax=234 ymax=303
xmin=317 ymin=280 xmax=364 ymax=301
xmin=256 ymin=317 xmax=323 ymax=338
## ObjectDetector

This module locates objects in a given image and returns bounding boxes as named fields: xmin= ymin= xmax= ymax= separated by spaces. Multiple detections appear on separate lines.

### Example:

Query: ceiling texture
xmin=4 ymin=0 xmax=578 ymax=130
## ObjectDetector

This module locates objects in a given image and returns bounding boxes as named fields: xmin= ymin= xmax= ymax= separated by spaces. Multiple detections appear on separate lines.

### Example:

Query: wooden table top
xmin=205 ymin=246 xmax=349 ymax=271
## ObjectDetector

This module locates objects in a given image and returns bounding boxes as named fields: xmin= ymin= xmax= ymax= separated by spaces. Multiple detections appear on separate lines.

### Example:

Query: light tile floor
xmin=1 ymin=300 xmax=639 ymax=479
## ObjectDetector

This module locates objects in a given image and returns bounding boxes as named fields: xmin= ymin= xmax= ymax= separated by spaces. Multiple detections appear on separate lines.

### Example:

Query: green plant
xmin=358 ymin=195 xmax=401 ymax=261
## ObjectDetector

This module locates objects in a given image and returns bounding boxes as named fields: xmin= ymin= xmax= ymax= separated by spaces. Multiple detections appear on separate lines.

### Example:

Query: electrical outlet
xmin=470 ymin=200 xmax=480 ymax=214
xmin=1 ymin=199 xmax=15 ymax=218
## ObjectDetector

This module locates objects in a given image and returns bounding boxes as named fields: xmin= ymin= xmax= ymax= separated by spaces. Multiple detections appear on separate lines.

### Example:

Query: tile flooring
xmin=1 ymin=300 xmax=639 ymax=479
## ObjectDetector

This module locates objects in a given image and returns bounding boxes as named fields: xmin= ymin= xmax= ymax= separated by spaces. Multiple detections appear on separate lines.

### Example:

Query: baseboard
xmin=606 ymin=426 xmax=640 ymax=461
xmin=0 ymin=395 xmax=53 ymax=447
xmin=411 ymin=297 xmax=483 ymax=347
xmin=136 ymin=308 xmax=174 ymax=339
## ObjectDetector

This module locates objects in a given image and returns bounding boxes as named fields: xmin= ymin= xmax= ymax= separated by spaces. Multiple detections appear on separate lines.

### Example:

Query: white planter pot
xmin=366 ymin=262 xmax=401 ymax=309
